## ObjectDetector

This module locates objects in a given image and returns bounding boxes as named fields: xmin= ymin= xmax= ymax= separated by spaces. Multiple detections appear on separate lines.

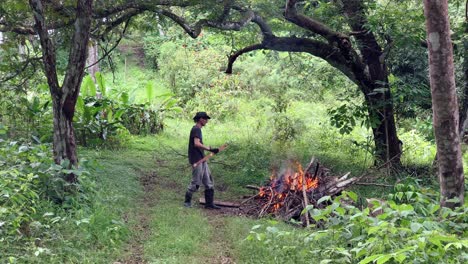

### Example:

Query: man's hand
xmin=209 ymin=147 xmax=219 ymax=154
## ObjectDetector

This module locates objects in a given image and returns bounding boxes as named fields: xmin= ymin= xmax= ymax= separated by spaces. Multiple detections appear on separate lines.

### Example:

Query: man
xmin=184 ymin=112 xmax=221 ymax=209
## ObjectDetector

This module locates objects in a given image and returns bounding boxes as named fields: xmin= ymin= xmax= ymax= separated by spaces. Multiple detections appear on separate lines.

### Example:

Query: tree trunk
xmin=367 ymin=90 xmax=401 ymax=165
xmin=52 ymin=96 xmax=79 ymax=183
xmin=86 ymin=39 xmax=100 ymax=83
xmin=459 ymin=10 xmax=468 ymax=141
xmin=30 ymin=0 xmax=93 ymax=183
xmin=423 ymin=0 xmax=465 ymax=208
xmin=342 ymin=0 xmax=401 ymax=166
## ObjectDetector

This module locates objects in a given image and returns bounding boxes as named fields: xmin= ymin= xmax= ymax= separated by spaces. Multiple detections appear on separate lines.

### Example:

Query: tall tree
xmin=163 ymin=0 xmax=403 ymax=165
xmin=0 ymin=0 xmax=196 ymax=182
xmin=423 ymin=0 xmax=465 ymax=208
xmin=29 ymin=0 xmax=92 ymax=183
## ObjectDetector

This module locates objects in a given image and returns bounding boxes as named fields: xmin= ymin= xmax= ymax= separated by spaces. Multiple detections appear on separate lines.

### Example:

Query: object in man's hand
xmin=209 ymin=147 xmax=219 ymax=154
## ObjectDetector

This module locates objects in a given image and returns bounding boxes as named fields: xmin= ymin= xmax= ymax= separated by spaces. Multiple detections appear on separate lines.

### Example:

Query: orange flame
xmin=258 ymin=161 xmax=320 ymax=213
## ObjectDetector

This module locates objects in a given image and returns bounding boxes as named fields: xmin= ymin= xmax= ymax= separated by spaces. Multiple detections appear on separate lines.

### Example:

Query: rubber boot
xmin=204 ymin=189 xmax=221 ymax=209
xmin=184 ymin=191 xmax=192 ymax=208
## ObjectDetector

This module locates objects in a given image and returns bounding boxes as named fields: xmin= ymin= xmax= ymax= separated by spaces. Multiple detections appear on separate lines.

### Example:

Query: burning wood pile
xmin=241 ymin=158 xmax=358 ymax=225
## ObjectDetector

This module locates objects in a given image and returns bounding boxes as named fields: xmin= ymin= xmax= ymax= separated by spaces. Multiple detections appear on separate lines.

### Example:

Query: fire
xmin=257 ymin=162 xmax=319 ymax=213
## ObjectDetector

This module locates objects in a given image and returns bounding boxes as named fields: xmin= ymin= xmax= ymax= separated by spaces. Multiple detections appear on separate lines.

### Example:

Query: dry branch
xmin=199 ymin=198 xmax=240 ymax=208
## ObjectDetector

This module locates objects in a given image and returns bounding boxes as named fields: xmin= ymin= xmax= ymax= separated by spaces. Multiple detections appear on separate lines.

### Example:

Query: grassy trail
xmin=100 ymin=136 xmax=251 ymax=264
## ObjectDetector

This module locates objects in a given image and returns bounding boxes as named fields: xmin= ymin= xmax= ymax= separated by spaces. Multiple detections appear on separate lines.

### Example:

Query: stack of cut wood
xmin=240 ymin=158 xmax=358 ymax=225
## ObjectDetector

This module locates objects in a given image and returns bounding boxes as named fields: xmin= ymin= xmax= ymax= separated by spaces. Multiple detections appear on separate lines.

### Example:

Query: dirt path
xmin=115 ymin=167 xmax=243 ymax=264
xmin=115 ymin=170 xmax=158 ymax=264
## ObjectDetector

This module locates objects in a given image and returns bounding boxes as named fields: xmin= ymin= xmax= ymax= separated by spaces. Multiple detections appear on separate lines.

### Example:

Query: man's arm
xmin=194 ymin=137 xmax=212 ymax=151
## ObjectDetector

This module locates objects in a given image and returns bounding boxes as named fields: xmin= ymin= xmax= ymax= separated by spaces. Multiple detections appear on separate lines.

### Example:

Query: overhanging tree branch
xmin=92 ymin=0 xmax=202 ymax=19
xmin=226 ymin=36 xmax=359 ymax=84
xmin=0 ymin=23 xmax=36 ymax=34
xmin=158 ymin=7 xmax=256 ymax=38
xmin=0 ymin=43 xmax=41 ymax=84
xmin=285 ymin=0 xmax=350 ymax=45
xmin=97 ymin=8 xmax=143 ymax=38
xmin=226 ymin=43 xmax=265 ymax=74
xmin=87 ymin=19 xmax=130 ymax=71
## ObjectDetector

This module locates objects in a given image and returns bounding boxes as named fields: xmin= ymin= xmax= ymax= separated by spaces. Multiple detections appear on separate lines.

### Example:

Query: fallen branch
xmin=301 ymin=170 xmax=310 ymax=226
xmin=355 ymin=182 xmax=394 ymax=187
xmin=199 ymin=198 xmax=240 ymax=208
xmin=245 ymin=185 xmax=260 ymax=190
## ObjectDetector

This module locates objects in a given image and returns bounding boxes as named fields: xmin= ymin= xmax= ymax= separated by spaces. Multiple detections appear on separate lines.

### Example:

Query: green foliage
xmin=366 ymin=0 xmax=426 ymax=47
xmin=328 ymin=102 xmax=369 ymax=135
xmin=0 ymin=139 xmax=133 ymax=263
xmin=398 ymin=127 xmax=436 ymax=165
xmin=0 ymin=87 xmax=53 ymax=143
xmin=0 ymin=141 xmax=44 ymax=238
xmin=75 ymin=73 xmax=181 ymax=146
xmin=75 ymin=96 xmax=127 ymax=147
xmin=269 ymin=86 xmax=305 ymax=144
xmin=245 ymin=188 xmax=468 ymax=264
xmin=120 ymin=103 xmax=163 ymax=135
xmin=156 ymin=38 xmax=227 ymax=105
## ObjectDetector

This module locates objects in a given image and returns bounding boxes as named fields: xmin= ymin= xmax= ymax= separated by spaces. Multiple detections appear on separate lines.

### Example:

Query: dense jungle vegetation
xmin=0 ymin=0 xmax=467 ymax=263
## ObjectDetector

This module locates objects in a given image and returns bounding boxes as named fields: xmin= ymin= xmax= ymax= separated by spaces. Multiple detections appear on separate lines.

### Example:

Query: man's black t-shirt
xmin=188 ymin=126 xmax=204 ymax=164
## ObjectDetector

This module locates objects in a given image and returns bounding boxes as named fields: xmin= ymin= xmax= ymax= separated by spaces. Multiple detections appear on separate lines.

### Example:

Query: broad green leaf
xmin=95 ymin=72 xmax=106 ymax=96
xmin=76 ymin=96 xmax=84 ymax=111
xmin=410 ymin=222 xmax=423 ymax=232
xmin=114 ymin=109 xmax=125 ymax=120
xmin=145 ymin=82 xmax=154 ymax=103
xmin=81 ymin=75 xmax=96 ymax=97
xmin=359 ymin=254 xmax=381 ymax=264
xmin=376 ymin=255 xmax=392 ymax=264
xmin=317 ymin=195 xmax=331 ymax=205
xmin=346 ymin=191 xmax=358 ymax=202
xmin=251 ymin=225 xmax=262 ymax=230
xmin=266 ymin=226 xmax=279 ymax=234
xmin=121 ymin=92 xmax=129 ymax=104
xmin=393 ymin=253 xmax=407 ymax=263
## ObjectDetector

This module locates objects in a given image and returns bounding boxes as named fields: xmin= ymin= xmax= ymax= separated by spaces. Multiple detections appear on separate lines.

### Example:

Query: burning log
xmin=240 ymin=158 xmax=358 ymax=225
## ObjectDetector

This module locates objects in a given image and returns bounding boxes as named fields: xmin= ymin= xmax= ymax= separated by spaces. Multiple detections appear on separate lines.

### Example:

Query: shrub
xmin=0 ymin=140 xmax=128 ymax=262
xmin=245 ymin=186 xmax=468 ymax=264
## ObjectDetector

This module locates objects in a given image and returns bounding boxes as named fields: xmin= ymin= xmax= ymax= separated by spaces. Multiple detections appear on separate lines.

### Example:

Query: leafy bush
xmin=0 ymin=140 xmax=129 ymax=262
xmin=0 ymin=140 xmax=53 ymax=239
xmin=245 ymin=187 xmax=468 ymax=264
xmin=75 ymin=74 xmax=180 ymax=147
xmin=0 ymin=87 xmax=53 ymax=143
xmin=157 ymin=40 xmax=227 ymax=105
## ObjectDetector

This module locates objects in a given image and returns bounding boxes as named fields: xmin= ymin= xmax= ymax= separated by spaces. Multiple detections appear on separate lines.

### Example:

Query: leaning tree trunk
xmin=423 ymin=0 xmax=465 ymax=208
